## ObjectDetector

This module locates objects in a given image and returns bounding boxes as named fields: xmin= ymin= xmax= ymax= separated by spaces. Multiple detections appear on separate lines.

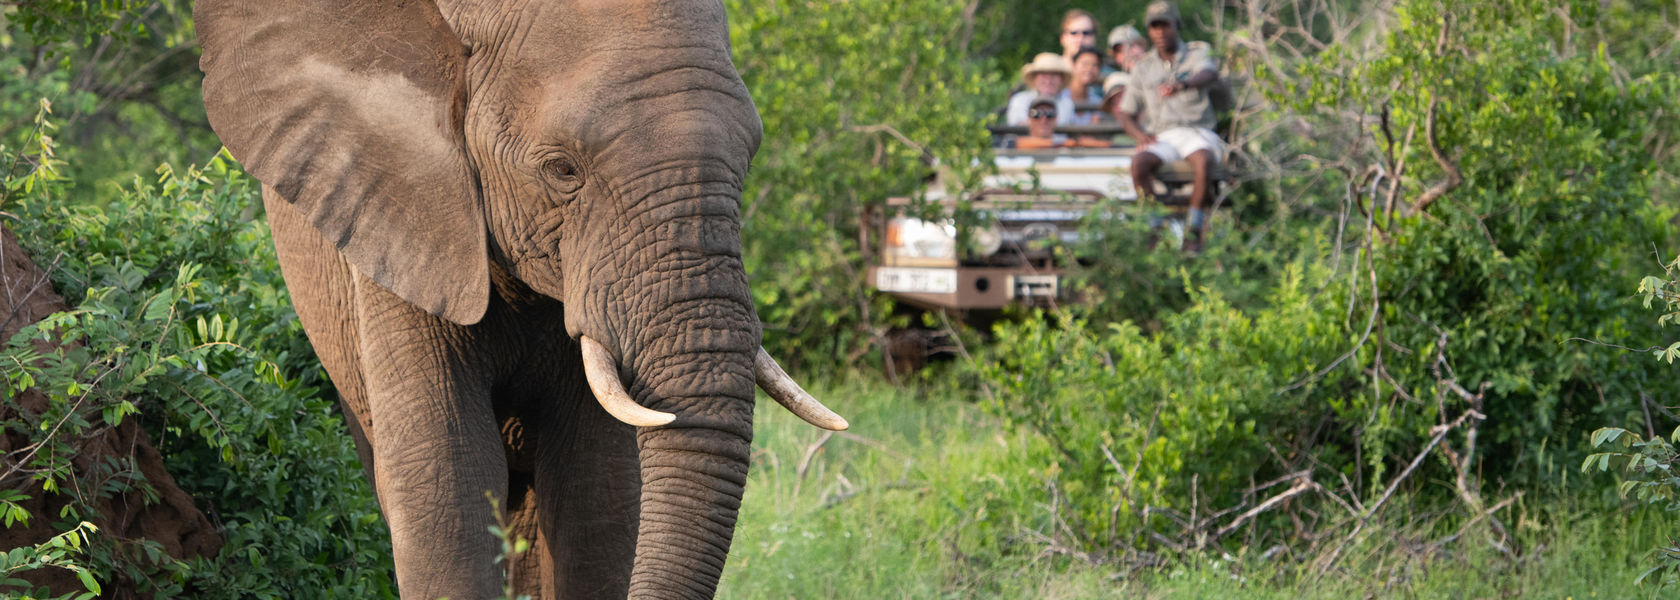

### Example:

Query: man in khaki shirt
xmin=1117 ymin=1 xmax=1223 ymax=250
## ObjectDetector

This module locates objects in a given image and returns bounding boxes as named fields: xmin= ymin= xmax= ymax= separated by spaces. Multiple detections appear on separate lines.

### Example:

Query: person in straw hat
xmin=1005 ymin=52 xmax=1077 ymax=126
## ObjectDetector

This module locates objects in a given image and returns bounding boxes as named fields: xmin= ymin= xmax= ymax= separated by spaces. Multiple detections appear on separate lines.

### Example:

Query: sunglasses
xmin=1064 ymin=29 xmax=1095 ymax=36
xmin=1029 ymin=108 xmax=1057 ymax=119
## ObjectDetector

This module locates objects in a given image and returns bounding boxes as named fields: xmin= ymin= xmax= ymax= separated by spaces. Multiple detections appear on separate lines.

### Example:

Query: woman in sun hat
xmin=1005 ymin=52 xmax=1078 ymax=126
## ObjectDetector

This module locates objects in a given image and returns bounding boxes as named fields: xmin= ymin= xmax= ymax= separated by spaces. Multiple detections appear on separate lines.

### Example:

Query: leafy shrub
xmin=4 ymin=109 xmax=394 ymax=597
xmin=0 ymin=522 xmax=102 ymax=600
xmin=975 ymin=260 xmax=1351 ymax=553
xmin=1583 ymin=426 xmax=1680 ymax=587
xmin=1579 ymin=256 xmax=1680 ymax=589
xmin=1323 ymin=0 xmax=1679 ymax=486
xmin=971 ymin=0 xmax=1679 ymax=558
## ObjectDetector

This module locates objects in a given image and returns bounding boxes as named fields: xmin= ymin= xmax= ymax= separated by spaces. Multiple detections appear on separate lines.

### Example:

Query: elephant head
xmin=196 ymin=0 xmax=843 ymax=596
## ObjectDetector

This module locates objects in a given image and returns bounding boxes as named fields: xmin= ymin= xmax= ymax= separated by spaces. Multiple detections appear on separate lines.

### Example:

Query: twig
xmin=832 ymin=431 xmax=913 ymax=464
xmin=1432 ymin=493 xmax=1521 ymax=549
xmin=795 ymin=430 xmax=834 ymax=481
xmin=0 ymin=364 xmax=120 ymax=485
xmin=1100 ymin=443 xmax=1130 ymax=492
xmin=1212 ymin=474 xmax=1314 ymax=541
xmin=1409 ymin=98 xmax=1463 ymax=214
xmin=1318 ymin=406 xmax=1486 ymax=573
xmin=1561 ymin=337 xmax=1667 ymax=354
xmin=846 ymin=123 xmax=931 ymax=163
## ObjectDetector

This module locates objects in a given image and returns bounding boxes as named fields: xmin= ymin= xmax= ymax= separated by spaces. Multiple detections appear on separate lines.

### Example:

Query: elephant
xmin=193 ymin=0 xmax=846 ymax=598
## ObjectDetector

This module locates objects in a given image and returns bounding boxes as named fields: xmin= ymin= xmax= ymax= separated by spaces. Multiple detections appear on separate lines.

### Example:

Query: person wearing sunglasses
xmin=1015 ymin=96 xmax=1112 ymax=150
xmin=1058 ymin=10 xmax=1101 ymax=67
xmin=1005 ymin=53 xmax=1077 ymax=126
xmin=1015 ymin=96 xmax=1066 ymax=149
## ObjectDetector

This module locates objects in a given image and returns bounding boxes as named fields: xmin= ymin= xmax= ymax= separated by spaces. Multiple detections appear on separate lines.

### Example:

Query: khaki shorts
xmin=1142 ymin=127 xmax=1224 ymax=163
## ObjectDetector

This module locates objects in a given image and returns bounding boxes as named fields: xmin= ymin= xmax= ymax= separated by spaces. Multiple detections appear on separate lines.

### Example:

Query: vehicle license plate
xmin=1010 ymin=275 xmax=1059 ymax=298
xmin=876 ymin=268 xmax=958 ymax=294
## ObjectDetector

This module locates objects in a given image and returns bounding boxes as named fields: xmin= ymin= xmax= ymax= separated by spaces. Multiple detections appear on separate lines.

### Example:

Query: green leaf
xmin=75 ymin=567 xmax=100 ymax=593
xmin=1590 ymin=427 xmax=1627 ymax=448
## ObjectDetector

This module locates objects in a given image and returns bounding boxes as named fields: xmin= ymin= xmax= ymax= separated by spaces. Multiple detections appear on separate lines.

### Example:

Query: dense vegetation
xmin=2 ymin=0 xmax=1677 ymax=597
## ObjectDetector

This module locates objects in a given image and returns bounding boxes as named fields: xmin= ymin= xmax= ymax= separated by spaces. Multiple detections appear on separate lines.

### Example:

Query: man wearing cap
xmin=1014 ymin=95 xmax=1111 ymax=150
xmin=1107 ymin=24 xmax=1149 ymax=73
xmin=1006 ymin=53 xmax=1078 ymax=126
xmin=1117 ymin=1 xmax=1223 ymax=250
xmin=1015 ymin=96 xmax=1065 ymax=150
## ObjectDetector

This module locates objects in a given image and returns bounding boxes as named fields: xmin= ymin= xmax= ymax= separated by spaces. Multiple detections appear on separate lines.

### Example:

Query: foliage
xmin=3 ymin=1 xmax=155 ymax=49
xmin=1638 ymin=255 xmax=1680 ymax=363
xmin=1583 ymin=426 xmax=1680 ymax=588
xmin=0 ymin=522 xmax=102 ymax=600
xmin=1577 ymin=257 xmax=1680 ymax=589
xmin=1 ymin=1 xmax=215 ymax=204
xmin=3 ymin=120 xmax=393 ymax=596
xmin=726 ymin=380 xmax=1674 ymax=599
xmin=974 ymin=261 xmax=1351 ymax=553
xmin=486 ymin=493 xmax=533 ymax=600
xmin=1061 ymin=202 xmax=1307 ymax=327
xmin=1258 ymin=0 xmax=1678 ymax=486
xmin=727 ymin=0 xmax=1003 ymax=373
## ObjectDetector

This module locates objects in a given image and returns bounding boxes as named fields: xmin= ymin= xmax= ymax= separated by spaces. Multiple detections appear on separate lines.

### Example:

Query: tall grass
xmin=721 ymin=379 xmax=1672 ymax=599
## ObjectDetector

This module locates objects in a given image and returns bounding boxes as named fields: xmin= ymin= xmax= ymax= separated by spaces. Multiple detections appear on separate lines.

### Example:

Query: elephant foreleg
xmin=357 ymin=274 xmax=509 ymax=600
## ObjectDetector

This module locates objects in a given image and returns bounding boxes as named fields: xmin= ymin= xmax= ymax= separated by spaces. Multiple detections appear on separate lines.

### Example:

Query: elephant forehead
xmin=454 ymin=0 xmax=729 ymax=60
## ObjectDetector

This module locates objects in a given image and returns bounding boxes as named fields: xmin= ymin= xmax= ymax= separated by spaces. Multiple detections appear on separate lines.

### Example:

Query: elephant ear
xmin=196 ymin=0 xmax=489 ymax=325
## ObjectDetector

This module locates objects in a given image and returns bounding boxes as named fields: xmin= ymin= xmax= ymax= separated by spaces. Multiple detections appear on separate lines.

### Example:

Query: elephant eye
xmin=546 ymin=157 xmax=583 ymax=192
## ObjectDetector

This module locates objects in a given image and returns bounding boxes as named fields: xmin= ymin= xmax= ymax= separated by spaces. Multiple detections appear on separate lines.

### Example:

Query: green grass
xmin=719 ymin=378 xmax=1675 ymax=599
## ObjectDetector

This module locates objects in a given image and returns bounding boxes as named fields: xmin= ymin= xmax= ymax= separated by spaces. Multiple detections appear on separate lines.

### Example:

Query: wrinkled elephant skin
xmin=195 ymin=1 xmax=794 ymax=598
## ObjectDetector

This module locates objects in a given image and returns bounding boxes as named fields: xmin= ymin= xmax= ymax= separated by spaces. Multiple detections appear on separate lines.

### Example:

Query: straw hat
xmin=1019 ymin=52 xmax=1073 ymax=87
xmin=1099 ymin=72 xmax=1130 ymax=112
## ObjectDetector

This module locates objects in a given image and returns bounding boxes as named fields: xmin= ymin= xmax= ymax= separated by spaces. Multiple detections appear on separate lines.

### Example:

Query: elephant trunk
xmin=622 ymin=300 xmax=757 ymax=599
xmin=630 ymin=425 xmax=751 ymax=598
xmin=598 ymin=199 xmax=758 ymax=598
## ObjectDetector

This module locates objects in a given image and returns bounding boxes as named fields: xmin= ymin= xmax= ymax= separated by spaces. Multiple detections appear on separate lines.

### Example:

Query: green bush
xmin=1579 ymin=256 xmax=1680 ymax=589
xmin=970 ymin=0 xmax=1679 ymax=558
xmin=4 ymin=110 xmax=393 ymax=597
xmin=1320 ymin=0 xmax=1678 ymax=486
xmin=975 ymin=260 xmax=1351 ymax=553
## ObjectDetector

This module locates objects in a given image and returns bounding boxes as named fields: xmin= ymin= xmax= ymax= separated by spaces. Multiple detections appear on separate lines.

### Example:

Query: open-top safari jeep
xmin=863 ymin=118 xmax=1229 ymax=374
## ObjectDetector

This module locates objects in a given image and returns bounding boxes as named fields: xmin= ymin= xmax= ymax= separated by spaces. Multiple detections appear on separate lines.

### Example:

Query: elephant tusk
xmin=754 ymin=348 xmax=849 ymax=431
xmin=580 ymin=336 xmax=677 ymax=427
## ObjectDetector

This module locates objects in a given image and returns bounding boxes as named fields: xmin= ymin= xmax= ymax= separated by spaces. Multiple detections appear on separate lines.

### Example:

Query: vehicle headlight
xmin=885 ymin=217 xmax=957 ymax=260
xmin=969 ymin=225 xmax=1003 ymax=257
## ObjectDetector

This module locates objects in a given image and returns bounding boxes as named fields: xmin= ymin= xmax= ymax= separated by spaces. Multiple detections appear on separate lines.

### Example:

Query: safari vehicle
xmin=863 ymin=118 xmax=1226 ymax=372
xmin=865 ymin=122 xmax=1222 ymax=314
